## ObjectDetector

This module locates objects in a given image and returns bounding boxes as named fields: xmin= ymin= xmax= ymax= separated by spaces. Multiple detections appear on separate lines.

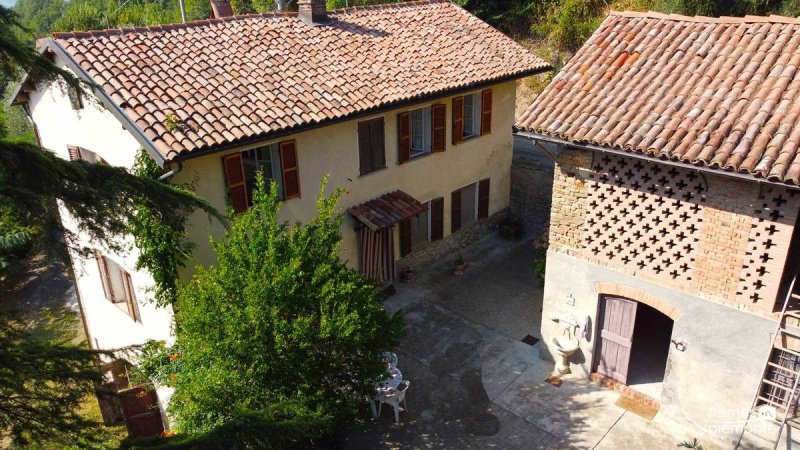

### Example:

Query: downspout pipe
xmin=158 ymin=160 xmax=182 ymax=181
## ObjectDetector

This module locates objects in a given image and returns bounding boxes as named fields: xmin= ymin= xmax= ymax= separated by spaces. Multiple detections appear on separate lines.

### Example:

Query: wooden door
xmin=596 ymin=296 xmax=637 ymax=384
xmin=118 ymin=385 xmax=165 ymax=438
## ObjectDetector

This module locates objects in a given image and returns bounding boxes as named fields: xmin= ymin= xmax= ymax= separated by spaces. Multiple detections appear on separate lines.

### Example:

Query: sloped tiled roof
xmin=517 ymin=11 xmax=800 ymax=186
xmin=348 ymin=190 xmax=426 ymax=231
xmin=51 ymin=0 xmax=549 ymax=160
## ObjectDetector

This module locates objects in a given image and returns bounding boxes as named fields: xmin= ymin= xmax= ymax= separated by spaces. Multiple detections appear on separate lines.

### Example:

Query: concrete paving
xmin=340 ymin=234 xmax=722 ymax=449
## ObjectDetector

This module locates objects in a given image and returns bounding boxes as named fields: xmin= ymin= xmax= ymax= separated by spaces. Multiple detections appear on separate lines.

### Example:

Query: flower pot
xmin=401 ymin=269 xmax=416 ymax=282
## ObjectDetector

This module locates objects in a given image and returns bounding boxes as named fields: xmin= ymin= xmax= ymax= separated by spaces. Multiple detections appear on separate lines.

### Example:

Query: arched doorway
xmin=594 ymin=295 xmax=675 ymax=399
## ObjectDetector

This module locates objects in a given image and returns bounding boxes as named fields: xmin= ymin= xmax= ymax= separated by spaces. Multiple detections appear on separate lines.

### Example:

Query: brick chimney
xmin=298 ymin=0 xmax=329 ymax=25
xmin=210 ymin=0 xmax=233 ymax=18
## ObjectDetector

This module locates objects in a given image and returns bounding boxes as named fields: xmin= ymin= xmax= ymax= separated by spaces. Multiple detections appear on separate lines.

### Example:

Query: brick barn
xmin=516 ymin=11 xmax=800 ymax=447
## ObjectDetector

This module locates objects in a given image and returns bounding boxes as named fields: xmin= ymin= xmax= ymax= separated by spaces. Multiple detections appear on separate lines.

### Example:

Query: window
xmin=410 ymin=107 xmax=432 ymax=156
xmin=68 ymin=84 xmax=83 ymax=110
xmin=451 ymin=178 xmax=490 ymax=233
xmin=452 ymin=90 xmax=492 ymax=145
xmin=358 ymin=117 xmax=386 ymax=175
xmin=398 ymin=104 xmax=445 ymax=164
xmin=95 ymin=254 xmax=140 ymax=322
xmin=460 ymin=183 xmax=478 ymax=228
xmin=410 ymin=202 xmax=431 ymax=253
xmin=223 ymin=140 xmax=300 ymax=214
xmin=67 ymin=145 xmax=107 ymax=164
xmin=462 ymin=93 xmax=482 ymax=139
xmin=242 ymin=144 xmax=283 ymax=202
xmin=399 ymin=198 xmax=444 ymax=257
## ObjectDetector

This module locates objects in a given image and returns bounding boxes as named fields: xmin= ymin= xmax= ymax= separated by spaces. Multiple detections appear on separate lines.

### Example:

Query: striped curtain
xmin=359 ymin=226 xmax=395 ymax=283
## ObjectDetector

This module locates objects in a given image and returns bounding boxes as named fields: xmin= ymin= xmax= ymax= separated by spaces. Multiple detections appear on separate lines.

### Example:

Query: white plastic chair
xmin=377 ymin=380 xmax=409 ymax=423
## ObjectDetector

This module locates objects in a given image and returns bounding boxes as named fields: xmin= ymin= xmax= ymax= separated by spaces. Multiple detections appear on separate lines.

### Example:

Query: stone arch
xmin=594 ymin=282 xmax=682 ymax=320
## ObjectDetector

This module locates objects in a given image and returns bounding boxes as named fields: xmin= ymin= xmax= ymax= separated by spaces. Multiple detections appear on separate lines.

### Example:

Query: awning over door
xmin=348 ymin=190 xmax=426 ymax=231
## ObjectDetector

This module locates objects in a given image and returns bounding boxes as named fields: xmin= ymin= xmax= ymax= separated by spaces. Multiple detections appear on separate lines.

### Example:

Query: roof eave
xmin=514 ymin=130 xmax=800 ymax=190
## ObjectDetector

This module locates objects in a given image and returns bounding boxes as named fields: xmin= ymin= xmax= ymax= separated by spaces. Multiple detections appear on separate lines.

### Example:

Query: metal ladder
xmin=738 ymin=269 xmax=800 ymax=449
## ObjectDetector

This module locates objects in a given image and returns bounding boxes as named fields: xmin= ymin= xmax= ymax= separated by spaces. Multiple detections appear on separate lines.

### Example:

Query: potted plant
xmin=454 ymin=253 xmax=465 ymax=275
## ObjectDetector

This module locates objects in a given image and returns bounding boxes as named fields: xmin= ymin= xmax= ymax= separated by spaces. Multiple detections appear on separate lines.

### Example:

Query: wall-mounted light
xmin=565 ymin=294 xmax=576 ymax=306
xmin=671 ymin=339 xmax=687 ymax=352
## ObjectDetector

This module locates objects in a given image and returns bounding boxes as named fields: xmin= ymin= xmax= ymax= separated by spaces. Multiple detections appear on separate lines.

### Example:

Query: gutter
xmin=46 ymin=39 xmax=169 ymax=169
xmin=171 ymin=67 xmax=552 ymax=163
xmin=514 ymin=131 xmax=800 ymax=191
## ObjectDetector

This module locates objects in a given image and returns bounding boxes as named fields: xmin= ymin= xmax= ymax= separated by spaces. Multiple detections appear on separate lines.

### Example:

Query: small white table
xmin=370 ymin=365 xmax=402 ymax=418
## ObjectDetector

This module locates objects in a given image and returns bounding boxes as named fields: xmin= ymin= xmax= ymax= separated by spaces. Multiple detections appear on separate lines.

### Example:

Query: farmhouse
xmin=517 ymin=11 xmax=800 ymax=447
xmin=10 ymin=0 xmax=547 ymax=433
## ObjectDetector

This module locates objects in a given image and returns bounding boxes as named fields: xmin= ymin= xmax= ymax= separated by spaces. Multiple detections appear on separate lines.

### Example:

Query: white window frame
xmin=410 ymin=106 xmax=432 ymax=156
xmin=242 ymin=143 xmax=284 ymax=200
xmin=462 ymin=93 xmax=482 ymax=139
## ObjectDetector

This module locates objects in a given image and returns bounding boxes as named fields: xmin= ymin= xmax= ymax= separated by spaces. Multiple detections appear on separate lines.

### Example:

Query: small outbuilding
xmin=517 ymin=11 xmax=800 ymax=447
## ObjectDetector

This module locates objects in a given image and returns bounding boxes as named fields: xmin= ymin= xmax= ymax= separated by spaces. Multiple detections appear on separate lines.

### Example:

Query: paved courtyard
xmin=340 ymin=234 xmax=722 ymax=449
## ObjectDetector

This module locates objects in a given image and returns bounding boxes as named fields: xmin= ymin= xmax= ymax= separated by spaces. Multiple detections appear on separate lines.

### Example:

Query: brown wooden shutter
xmin=430 ymin=197 xmax=444 ymax=241
xmin=480 ymin=89 xmax=492 ymax=136
xmin=452 ymin=96 xmax=464 ymax=145
xmin=432 ymin=103 xmax=446 ymax=152
xmin=67 ymin=145 xmax=82 ymax=161
xmin=451 ymin=189 xmax=462 ymax=233
xmin=95 ymin=253 xmax=113 ymax=301
xmin=358 ymin=120 xmax=372 ymax=175
xmin=399 ymin=219 xmax=412 ymax=257
xmin=398 ymin=112 xmax=411 ymax=164
xmin=223 ymin=153 xmax=249 ymax=213
xmin=371 ymin=117 xmax=386 ymax=170
xmin=279 ymin=140 xmax=301 ymax=200
xmin=121 ymin=270 xmax=140 ymax=322
xmin=478 ymin=178 xmax=490 ymax=219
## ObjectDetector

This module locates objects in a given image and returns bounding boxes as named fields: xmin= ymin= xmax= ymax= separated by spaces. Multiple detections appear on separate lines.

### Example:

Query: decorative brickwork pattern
xmin=583 ymin=154 xmax=705 ymax=287
xmin=737 ymin=187 xmax=799 ymax=307
xmin=550 ymin=147 xmax=800 ymax=316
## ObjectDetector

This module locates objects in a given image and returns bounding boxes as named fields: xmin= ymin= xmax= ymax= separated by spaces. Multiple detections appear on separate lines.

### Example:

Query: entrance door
xmin=596 ymin=296 xmax=637 ymax=384
xmin=118 ymin=385 xmax=165 ymax=438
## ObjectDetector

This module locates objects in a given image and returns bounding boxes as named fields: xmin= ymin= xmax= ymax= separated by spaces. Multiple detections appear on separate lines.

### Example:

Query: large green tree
xmin=138 ymin=176 xmax=402 ymax=440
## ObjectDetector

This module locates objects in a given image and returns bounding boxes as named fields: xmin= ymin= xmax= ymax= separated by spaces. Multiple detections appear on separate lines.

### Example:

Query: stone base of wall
xmin=396 ymin=208 xmax=508 ymax=274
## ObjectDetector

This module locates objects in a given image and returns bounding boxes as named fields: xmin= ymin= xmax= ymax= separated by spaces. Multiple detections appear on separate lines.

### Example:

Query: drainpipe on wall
xmin=157 ymin=161 xmax=183 ymax=181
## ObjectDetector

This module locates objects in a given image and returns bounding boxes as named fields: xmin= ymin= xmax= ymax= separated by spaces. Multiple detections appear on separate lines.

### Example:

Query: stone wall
xmin=509 ymin=149 xmax=555 ymax=235
xmin=397 ymin=208 xmax=508 ymax=273
xmin=549 ymin=146 xmax=800 ymax=317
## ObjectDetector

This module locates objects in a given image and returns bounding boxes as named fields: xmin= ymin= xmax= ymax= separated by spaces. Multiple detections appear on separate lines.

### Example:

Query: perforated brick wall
xmin=549 ymin=147 xmax=800 ymax=316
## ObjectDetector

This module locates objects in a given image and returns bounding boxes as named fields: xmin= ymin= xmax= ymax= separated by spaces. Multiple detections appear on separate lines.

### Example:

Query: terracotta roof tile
xmin=516 ymin=11 xmax=800 ymax=186
xmin=53 ymin=0 xmax=548 ymax=160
